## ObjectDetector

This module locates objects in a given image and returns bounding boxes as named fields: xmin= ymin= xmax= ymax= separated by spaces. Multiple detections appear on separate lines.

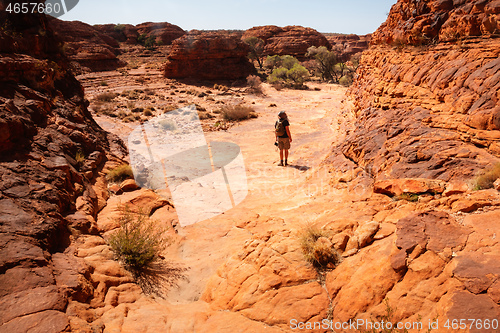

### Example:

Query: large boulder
xmin=242 ymin=25 xmax=331 ymax=60
xmin=163 ymin=31 xmax=256 ymax=80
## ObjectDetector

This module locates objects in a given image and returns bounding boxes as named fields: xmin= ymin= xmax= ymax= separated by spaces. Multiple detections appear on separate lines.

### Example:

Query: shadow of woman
xmin=287 ymin=164 xmax=310 ymax=171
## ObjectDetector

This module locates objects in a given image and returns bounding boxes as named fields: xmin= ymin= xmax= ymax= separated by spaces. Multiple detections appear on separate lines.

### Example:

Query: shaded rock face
xmin=164 ymin=31 xmax=257 ymax=80
xmin=242 ymin=25 xmax=331 ymax=60
xmin=0 ymin=5 xmax=120 ymax=331
xmin=47 ymin=17 xmax=126 ymax=72
xmin=326 ymin=34 xmax=371 ymax=60
xmin=334 ymin=21 xmax=500 ymax=182
xmin=372 ymin=0 xmax=500 ymax=45
xmin=93 ymin=23 xmax=139 ymax=45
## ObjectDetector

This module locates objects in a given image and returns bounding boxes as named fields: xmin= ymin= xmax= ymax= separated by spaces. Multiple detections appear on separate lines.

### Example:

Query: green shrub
xmin=339 ymin=75 xmax=353 ymax=87
xmin=472 ymin=163 xmax=500 ymax=190
xmin=106 ymin=164 xmax=134 ymax=183
xmin=281 ymin=55 xmax=299 ymax=70
xmin=114 ymin=24 xmax=125 ymax=33
xmin=394 ymin=193 xmax=419 ymax=202
xmin=267 ymin=59 xmax=309 ymax=89
xmin=287 ymin=63 xmax=309 ymax=85
xmin=108 ymin=207 xmax=168 ymax=274
xmin=264 ymin=55 xmax=283 ymax=70
xmin=300 ymin=226 xmax=341 ymax=269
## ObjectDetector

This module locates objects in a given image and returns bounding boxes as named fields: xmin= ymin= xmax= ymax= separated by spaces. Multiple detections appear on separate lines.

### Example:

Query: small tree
xmin=288 ymin=63 xmax=309 ymax=86
xmin=244 ymin=37 xmax=265 ymax=70
xmin=306 ymin=46 xmax=339 ymax=82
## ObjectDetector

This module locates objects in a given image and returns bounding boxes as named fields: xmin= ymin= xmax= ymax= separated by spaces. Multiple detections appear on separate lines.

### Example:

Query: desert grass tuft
xmin=106 ymin=164 xmax=134 ymax=183
xmin=219 ymin=104 xmax=256 ymax=121
xmin=472 ymin=162 xmax=500 ymax=190
xmin=299 ymin=226 xmax=341 ymax=269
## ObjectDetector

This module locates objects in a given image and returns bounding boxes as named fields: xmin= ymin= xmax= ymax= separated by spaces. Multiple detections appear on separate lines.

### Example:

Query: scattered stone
xmin=494 ymin=178 xmax=500 ymax=191
xmin=443 ymin=181 xmax=469 ymax=196
xmin=120 ymin=179 xmax=139 ymax=192
xmin=374 ymin=178 xmax=446 ymax=197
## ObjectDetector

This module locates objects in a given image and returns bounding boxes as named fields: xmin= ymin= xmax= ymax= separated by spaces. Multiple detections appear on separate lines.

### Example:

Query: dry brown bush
xmin=219 ymin=104 xmax=256 ymax=121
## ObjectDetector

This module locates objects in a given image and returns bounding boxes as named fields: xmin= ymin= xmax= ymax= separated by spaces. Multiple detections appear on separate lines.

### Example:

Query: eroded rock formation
xmin=242 ymin=25 xmax=331 ymax=60
xmin=47 ymin=17 xmax=126 ymax=72
xmin=135 ymin=22 xmax=186 ymax=45
xmin=163 ymin=31 xmax=257 ymax=80
xmin=372 ymin=0 xmax=500 ymax=45
xmin=326 ymin=33 xmax=371 ymax=60
xmin=94 ymin=22 xmax=186 ymax=46
xmin=321 ymin=0 xmax=500 ymax=326
xmin=337 ymin=0 xmax=500 ymax=182
xmin=0 ymin=6 xmax=125 ymax=332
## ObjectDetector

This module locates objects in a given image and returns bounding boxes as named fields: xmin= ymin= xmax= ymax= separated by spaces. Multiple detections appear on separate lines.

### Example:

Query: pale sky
xmin=59 ymin=0 xmax=397 ymax=35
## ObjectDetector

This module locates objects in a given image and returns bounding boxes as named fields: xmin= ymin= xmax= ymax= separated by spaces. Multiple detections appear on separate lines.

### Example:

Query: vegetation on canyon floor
xmin=106 ymin=164 xmax=134 ymax=183
xmin=472 ymin=162 xmax=500 ymax=190
xmin=300 ymin=226 xmax=342 ymax=269
xmin=108 ymin=207 xmax=169 ymax=276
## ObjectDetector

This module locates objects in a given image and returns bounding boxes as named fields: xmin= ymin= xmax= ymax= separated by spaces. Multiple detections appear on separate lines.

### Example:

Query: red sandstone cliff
xmin=372 ymin=0 xmax=500 ymax=45
xmin=336 ymin=0 xmax=500 ymax=183
xmin=321 ymin=0 xmax=500 ymax=324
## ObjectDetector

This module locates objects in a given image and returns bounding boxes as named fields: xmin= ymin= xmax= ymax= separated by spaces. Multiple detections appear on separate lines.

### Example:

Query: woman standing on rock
xmin=275 ymin=111 xmax=292 ymax=166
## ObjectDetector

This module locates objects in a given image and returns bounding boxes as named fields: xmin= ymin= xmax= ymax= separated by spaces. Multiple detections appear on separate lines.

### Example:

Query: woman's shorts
xmin=278 ymin=137 xmax=291 ymax=150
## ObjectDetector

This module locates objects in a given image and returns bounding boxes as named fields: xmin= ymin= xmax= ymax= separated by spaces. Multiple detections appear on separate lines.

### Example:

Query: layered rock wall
xmin=336 ymin=0 xmax=500 ymax=182
xmin=372 ymin=0 xmax=500 ymax=45
xmin=0 ymin=3 xmax=124 ymax=331
xmin=47 ymin=17 xmax=126 ymax=72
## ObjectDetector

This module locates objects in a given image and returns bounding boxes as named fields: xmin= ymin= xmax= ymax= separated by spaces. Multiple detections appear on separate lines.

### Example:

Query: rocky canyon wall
xmin=334 ymin=0 xmax=500 ymax=183
xmin=0 ymin=2 xmax=124 ymax=331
